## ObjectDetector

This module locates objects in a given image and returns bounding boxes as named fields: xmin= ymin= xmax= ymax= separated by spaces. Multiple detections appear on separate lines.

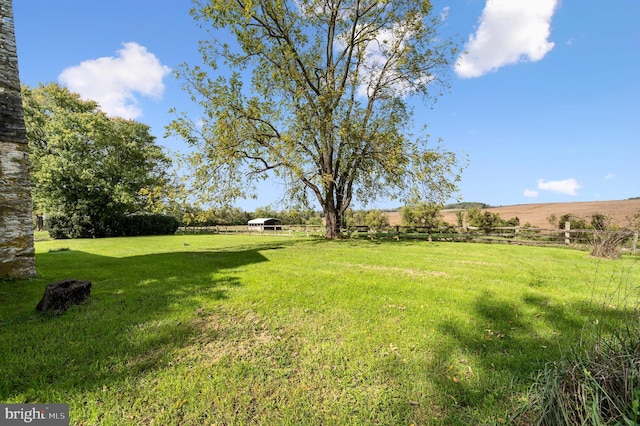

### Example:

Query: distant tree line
xmin=443 ymin=201 xmax=492 ymax=210
xmin=180 ymin=205 xmax=323 ymax=227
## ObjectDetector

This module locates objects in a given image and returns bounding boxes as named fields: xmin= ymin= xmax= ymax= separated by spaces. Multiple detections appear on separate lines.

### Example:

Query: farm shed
xmin=247 ymin=218 xmax=282 ymax=231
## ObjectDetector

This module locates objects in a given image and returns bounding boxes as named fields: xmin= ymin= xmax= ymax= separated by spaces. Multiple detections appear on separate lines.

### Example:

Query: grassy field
xmin=1 ymin=235 xmax=638 ymax=425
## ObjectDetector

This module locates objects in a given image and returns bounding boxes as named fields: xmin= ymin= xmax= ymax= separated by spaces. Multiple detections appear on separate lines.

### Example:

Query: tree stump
xmin=36 ymin=279 xmax=91 ymax=312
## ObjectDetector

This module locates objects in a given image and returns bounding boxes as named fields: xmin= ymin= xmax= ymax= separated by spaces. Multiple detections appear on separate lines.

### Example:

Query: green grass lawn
xmin=1 ymin=235 xmax=638 ymax=425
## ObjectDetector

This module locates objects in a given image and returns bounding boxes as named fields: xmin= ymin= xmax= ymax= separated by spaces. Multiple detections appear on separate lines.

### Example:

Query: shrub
xmin=590 ymin=213 xmax=610 ymax=232
xmin=504 ymin=216 xmax=520 ymax=227
xmin=401 ymin=203 xmax=443 ymax=228
xmin=466 ymin=207 xmax=519 ymax=233
xmin=121 ymin=214 xmax=180 ymax=236
xmin=45 ymin=213 xmax=94 ymax=239
xmin=364 ymin=210 xmax=390 ymax=231
xmin=45 ymin=215 xmax=70 ymax=239
xmin=45 ymin=213 xmax=178 ymax=239
xmin=557 ymin=214 xmax=589 ymax=231
xmin=344 ymin=209 xmax=366 ymax=228
xmin=557 ymin=214 xmax=593 ymax=244
xmin=590 ymin=229 xmax=635 ymax=259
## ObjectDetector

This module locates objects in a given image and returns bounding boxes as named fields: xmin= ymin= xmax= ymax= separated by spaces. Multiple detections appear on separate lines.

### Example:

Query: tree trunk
xmin=0 ymin=0 xmax=36 ymax=279
xmin=324 ymin=207 xmax=342 ymax=239
xmin=320 ymin=181 xmax=343 ymax=239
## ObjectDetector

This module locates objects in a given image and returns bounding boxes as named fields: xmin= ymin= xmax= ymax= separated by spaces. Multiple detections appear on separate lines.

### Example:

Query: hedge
xmin=45 ymin=213 xmax=179 ymax=239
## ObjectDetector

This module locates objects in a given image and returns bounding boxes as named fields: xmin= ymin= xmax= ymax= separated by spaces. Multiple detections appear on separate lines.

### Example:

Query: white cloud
xmin=356 ymin=24 xmax=420 ymax=98
xmin=455 ymin=0 xmax=558 ymax=78
xmin=523 ymin=189 xmax=539 ymax=198
xmin=440 ymin=6 xmax=450 ymax=22
xmin=604 ymin=173 xmax=615 ymax=180
xmin=339 ymin=13 xmax=435 ymax=99
xmin=58 ymin=42 xmax=170 ymax=119
xmin=537 ymin=178 xmax=581 ymax=196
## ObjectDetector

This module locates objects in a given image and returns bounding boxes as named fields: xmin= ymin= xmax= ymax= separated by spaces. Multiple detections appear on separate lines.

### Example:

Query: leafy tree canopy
xmin=344 ymin=208 xmax=389 ymax=229
xmin=168 ymin=0 xmax=465 ymax=238
xmin=466 ymin=207 xmax=519 ymax=232
xmin=401 ymin=202 xmax=443 ymax=227
xmin=23 ymin=83 xmax=172 ymax=234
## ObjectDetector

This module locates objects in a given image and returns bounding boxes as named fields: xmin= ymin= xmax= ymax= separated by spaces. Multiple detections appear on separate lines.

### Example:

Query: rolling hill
xmin=386 ymin=199 xmax=640 ymax=228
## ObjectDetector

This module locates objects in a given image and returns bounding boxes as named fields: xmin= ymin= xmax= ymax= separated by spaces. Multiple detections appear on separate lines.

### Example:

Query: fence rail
xmin=351 ymin=225 xmax=638 ymax=253
xmin=177 ymin=224 xmax=639 ymax=253
xmin=177 ymin=224 xmax=326 ymax=237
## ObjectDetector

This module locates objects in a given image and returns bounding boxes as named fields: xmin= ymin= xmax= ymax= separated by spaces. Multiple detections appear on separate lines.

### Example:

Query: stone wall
xmin=0 ymin=0 xmax=36 ymax=279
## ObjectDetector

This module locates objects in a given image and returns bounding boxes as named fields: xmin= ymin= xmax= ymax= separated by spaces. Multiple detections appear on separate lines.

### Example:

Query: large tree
xmin=0 ymin=0 xmax=35 ymax=278
xmin=169 ymin=0 xmax=464 ymax=238
xmin=23 ymin=83 xmax=172 ymax=237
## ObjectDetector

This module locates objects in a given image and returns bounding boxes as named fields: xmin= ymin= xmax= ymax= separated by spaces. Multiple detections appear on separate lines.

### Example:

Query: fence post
xmin=515 ymin=226 xmax=520 ymax=242
xmin=633 ymin=231 xmax=638 ymax=254
xmin=564 ymin=222 xmax=571 ymax=245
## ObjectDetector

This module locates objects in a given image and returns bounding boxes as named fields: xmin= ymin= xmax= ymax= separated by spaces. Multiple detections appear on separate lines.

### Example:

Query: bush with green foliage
xmin=590 ymin=213 xmax=610 ymax=231
xmin=120 ymin=215 xmax=180 ymax=236
xmin=343 ymin=209 xmax=365 ymax=228
xmin=401 ymin=202 xmax=444 ymax=228
xmin=455 ymin=210 xmax=464 ymax=227
xmin=364 ymin=210 xmax=390 ymax=231
xmin=45 ymin=214 xmax=178 ymax=239
xmin=557 ymin=214 xmax=589 ymax=231
xmin=466 ymin=207 xmax=519 ymax=233
xmin=45 ymin=213 xmax=94 ymax=239
xmin=344 ymin=209 xmax=390 ymax=230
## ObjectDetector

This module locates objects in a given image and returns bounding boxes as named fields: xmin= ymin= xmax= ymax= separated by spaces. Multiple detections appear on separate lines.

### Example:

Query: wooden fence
xmin=178 ymin=224 xmax=323 ymax=237
xmin=347 ymin=224 xmax=638 ymax=253
xmin=177 ymin=224 xmax=639 ymax=253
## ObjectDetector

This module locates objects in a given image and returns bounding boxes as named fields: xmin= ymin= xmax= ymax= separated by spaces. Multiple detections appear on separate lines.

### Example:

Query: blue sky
xmin=13 ymin=0 xmax=640 ymax=211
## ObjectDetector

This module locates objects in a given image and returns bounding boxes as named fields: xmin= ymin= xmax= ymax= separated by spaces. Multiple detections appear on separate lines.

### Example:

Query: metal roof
xmin=247 ymin=217 xmax=282 ymax=224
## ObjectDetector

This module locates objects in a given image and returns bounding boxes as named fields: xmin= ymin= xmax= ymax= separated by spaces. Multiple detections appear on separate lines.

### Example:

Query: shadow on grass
xmin=300 ymin=235 xmax=449 ymax=248
xmin=427 ymin=289 xmax=636 ymax=422
xmin=0 ymin=247 xmax=268 ymax=402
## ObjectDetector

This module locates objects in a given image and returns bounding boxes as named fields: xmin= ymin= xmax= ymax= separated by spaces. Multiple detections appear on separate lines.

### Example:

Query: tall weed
xmin=516 ymin=267 xmax=640 ymax=425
